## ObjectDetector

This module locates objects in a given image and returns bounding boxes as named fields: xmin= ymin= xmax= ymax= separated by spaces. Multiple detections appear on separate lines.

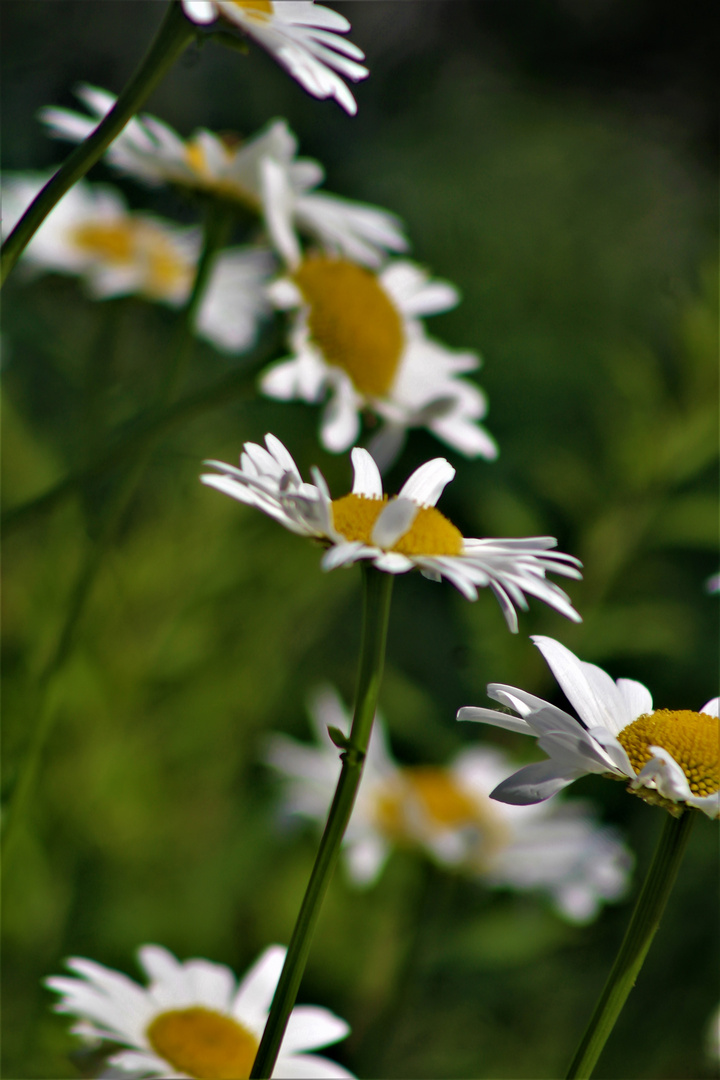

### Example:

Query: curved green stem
xmin=0 ymin=2 xmax=196 ymax=287
xmin=250 ymin=567 xmax=394 ymax=1079
xmin=565 ymin=810 xmax=696 ymax=1080
xmin=1 ymin=205 xmax=230 ymax=866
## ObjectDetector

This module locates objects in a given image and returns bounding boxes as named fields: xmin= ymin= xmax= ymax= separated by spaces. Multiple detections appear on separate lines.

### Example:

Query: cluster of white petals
xmin=460 ymin=636 xmax=720 ymax=818
xmin=41 ymin=88 xmax=407 ymax=269
xmin=201 ymin=434 xmax=582 ymax=630
xmin=1 ymin=172 xmax=272 ymax=355
xmin=46 ymin=944 xmax=354 ymax=1079
xmin=181 ymin=0 xmax=369 ymax=114
xmin=266 ymin=686 xmax=631 ymax=922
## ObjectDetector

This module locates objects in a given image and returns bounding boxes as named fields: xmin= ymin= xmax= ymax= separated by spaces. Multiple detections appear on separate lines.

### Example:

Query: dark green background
xmin=2 ymin=2 xmax=718 ymax=1077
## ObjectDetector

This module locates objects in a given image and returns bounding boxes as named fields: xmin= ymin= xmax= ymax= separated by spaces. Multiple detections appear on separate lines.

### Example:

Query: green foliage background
xmin=2 ymin=3 xmax=718 ymax=1078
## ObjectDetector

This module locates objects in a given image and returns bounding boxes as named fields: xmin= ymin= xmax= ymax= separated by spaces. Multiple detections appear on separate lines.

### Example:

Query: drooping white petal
xmin=490 ymin=760 xmax=582 ymax=805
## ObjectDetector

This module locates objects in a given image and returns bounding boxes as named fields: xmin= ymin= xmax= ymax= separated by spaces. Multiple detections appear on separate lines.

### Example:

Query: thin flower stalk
xmin=0 ymin=1 xmax=196 ymax=287
xmin=565 ymin=810 xmax=695 ymax=1079
xmin=250 ymin=566 xmax=394 ymax=1078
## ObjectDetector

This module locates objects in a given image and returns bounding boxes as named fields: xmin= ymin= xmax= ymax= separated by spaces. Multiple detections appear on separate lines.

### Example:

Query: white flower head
xmin=201 ymin=434 xmax=582 ymax=631
xmin=41 ymin=90 xmax=406 ymax=268
xmin=266 ymin=686 xmax=631 ymax=922
xmin=46 ymin=944 xmax=354 ymax=1079
xmin=181 ymin=1 xmax=368 ymax=114
xmin=260 ymin=256 xmax=498 ymax=468
xmin=1 ymin=171 xmax=273 ymax=355
xmin=459 ymin=636 xmax=720 ymax=818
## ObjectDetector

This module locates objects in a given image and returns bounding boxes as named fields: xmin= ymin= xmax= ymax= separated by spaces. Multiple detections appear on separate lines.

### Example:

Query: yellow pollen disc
xmin=230 ymin=0 xmax=273 ymax=18
xmin=185 ymin=140 xmax=209 ymax=178
xmin=146 ymin=1007 xmax=259 ymax=1080
xmin=293 ymin=256 xmax=404 ymax=397
xmin=331 ymin=494 xmax=463 ymax=556
xmin=71 ymin=222 xmax=134 ymax=262
xmin=374 ymin=767 xmax=509 ymax=865
xmin=617 ymin=709 xmax=719 ymax=797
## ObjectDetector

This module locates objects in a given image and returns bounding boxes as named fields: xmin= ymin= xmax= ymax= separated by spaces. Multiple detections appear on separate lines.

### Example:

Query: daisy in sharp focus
xmin=260 ymin=255 xmax=498 ymax=468
xmin=266 ymin=686 xmax=632 ymax=922
xmin=46 ymin=943 xmax=354 ymax=1079
xmin=200 ymin=434 xmax=582 ymax=631
xmin=181 ymin=1 xmax=368 ymax=114
xmin=41 ymin=89 xmax=406 ymax=268
xmin=459 ymin=635 xmax=720 ymax=818
xmin=1 ymin=172 xmax=273 ymax=355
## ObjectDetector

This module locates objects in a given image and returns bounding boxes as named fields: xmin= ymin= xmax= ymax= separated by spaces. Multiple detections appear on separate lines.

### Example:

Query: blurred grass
xmin=2 ymin=2 xmax=718 ymax=1078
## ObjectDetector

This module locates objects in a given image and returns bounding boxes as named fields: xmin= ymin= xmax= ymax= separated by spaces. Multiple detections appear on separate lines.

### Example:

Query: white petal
xmin=371 ymin=551 xmax=414 ymax=573
xmin=490 ymin=761 xmax=581 ymax=805
xmin=456 ymin=706 xmax=534 ymax=735
xmin=398 ymin=458 xmax=455 ymax=507
xmin=350 ymin=448 xmax=383 ymax=498
xmin=532 ymin=637 xmax=632 ymax=735
xmin=282 ymin=1006 xmax=349 ymax=1053
xmin=231 ymin=946 xmax=286 ymax=1030
xmin=371 ymin=498 xmax=418 ymax=549
xmin=182 ymin=0 xmax=218 ymax=24
xmin=615 ymin=678 xmax=653 ymax=722
xmin=701 ymin=697 xmax=719 ymax=717
xmin=273 ymin=1052 xmax=355 ymax=1079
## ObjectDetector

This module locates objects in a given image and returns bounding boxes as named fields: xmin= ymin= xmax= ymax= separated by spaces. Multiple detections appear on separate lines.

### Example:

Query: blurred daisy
xmin=706 ymin=571 xmax=720 ymax=594
xmin=459 ymin=635 xmax=720 ymax=818
xmin=46 ymin=943 xmax=353 ymax=1079
xmin=180 ymin=1 xmax=368 ymax=114
xmin=201 ymin=434 xmax=581 ymax=631
xmin=266 ymin=686 xmax=631 ymax=922
xmin=41 ymin=90 xmax=406 ymax=268
xmin=1 ymin=172 xmax=273 ymax=355
xmin=260 ymin=256 xmax=497 ymax=466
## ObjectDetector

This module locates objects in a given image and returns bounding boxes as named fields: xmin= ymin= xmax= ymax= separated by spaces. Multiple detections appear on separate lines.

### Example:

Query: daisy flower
xmin=46 ymin=943 xmax=354 ymax=1079
xmin=259 ymin=256 xmax=498 ymax=466
xmin=41 ymin=89 xmax=406 ymax=267
xmin=200 ymin=433 xmax=582 ymax=631
xmin=266 ymin=686 xmax=631 ymax=922
xmin=1 ymin=172 xmax=273 ymax=354
xmin=458 ymin=635 xmax=720 ymax=818
xmin=180 ymin=1 xmax=368 ymax=114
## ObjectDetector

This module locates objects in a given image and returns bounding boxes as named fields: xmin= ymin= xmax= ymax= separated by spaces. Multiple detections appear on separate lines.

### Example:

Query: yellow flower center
xmin=617 ymin=709 xmax=719 ymax=797
xmin=146 ymin=1007 xmax=259 ymax=1080
xmin=72 ymin=222 xmax=134 ymax=262
xmin=331 ymin=493 xmax=463 ymax=556
xmin=374 ymin=767 xmax=509 ymax=865
xmin=293 ymin=256 xmax=405 ymax=397
xmin=229 ymin=0 xmax=273 ymax=20
xmin=71 ymin=220 xmax=190 ymax=300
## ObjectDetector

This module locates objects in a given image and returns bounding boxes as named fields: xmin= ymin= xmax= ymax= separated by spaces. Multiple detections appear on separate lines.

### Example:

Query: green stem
xmin=565 ymin=810 xmax=696 ymax=1080
xmin=250 ymin=566 xmax=394 ymax=1080
xmin=0 ymin=2 xmax=196 ymax=287
xmin=1 ymin=205 xmax=229 ymax=866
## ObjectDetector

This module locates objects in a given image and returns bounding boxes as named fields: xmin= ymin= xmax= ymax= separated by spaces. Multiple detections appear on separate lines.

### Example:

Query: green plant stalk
xmin=0 ymin=1 xmax=196 ymax=287
xmin=1 ymin=207 xmax=229 ymax=866
xmin=250 ymin=566 xmax=394 ymax=1079
xmin=565 ymin=810 xmax=696 ymax=1080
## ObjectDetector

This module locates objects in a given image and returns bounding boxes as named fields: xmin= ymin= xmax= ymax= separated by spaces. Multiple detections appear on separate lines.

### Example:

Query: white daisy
xmin=259 ymin=256 xmax=498 ymax=466
xmin=180 ymin=1 xmax=368 ymax=114
xmin=266 ymin=686 xmax=631 ymax=922
xmin=200 ymin=433 xmax=582 ymax=631
xmin=41 ymin=89 xmax=406 ymax=268
xmin=46 ymin=943 xmax=354 ymax=1079
xmin=458 ymin=635 xmax=720 ymax=818
xmin=1 ymin=172 xmax=273 ymax=355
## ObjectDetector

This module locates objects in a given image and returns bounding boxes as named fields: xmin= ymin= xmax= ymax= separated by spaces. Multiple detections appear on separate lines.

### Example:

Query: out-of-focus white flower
xmin=266 ymin=686 xmax=632 ymax=922
xmin=459 ymin=636 xmax=720 ymax=818
xmin=181 ymin=1 xmax=368 ymax=114
xmin=705 ymin=571 xmax=720 ymax=594
xmin=260 ymin=256 xmax=497 ymax=467
xmin=41 ymin=90 xmax=407 ymax=269
xmin=1 ymin=172 xmax=273 ymax=355
xmin=706 ymin=1003 xmax=720 ymax=1064
xmin=201 ymin=435 xmax=582 ymax=631
xmin=46 ymin=943 xmax=354 ymax=1079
